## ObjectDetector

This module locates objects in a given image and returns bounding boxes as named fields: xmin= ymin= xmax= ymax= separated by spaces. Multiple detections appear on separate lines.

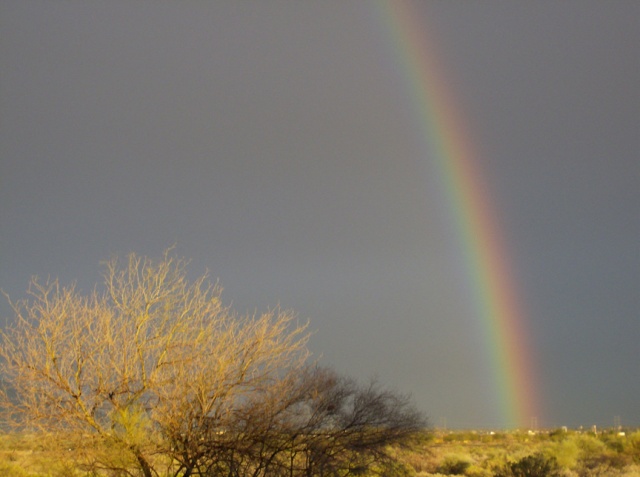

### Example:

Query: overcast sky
xmin=1 ymin=1 xmax=638 ymax=429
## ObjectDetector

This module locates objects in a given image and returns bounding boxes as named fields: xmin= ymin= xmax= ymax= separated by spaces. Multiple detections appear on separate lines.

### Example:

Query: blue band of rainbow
xmin=376 ymin=0 xmax=540 ymax=429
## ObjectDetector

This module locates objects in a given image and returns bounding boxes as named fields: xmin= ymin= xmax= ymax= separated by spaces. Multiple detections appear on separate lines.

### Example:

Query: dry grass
xmin=0 ymin=428 xmax=638 ymax=476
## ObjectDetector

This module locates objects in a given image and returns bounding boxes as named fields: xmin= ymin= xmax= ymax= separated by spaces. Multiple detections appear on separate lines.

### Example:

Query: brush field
xmin=0 ymin=428 xmax=638 ymax=476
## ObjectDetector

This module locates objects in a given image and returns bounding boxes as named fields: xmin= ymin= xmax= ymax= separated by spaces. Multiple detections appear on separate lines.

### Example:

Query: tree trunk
xmin=135 ymin=451 xmax=154 ymax=477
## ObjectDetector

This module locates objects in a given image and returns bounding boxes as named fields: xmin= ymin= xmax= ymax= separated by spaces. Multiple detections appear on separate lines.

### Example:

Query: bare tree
xmin=0 ymin=250 xmax=310 ymax=477
xmin=197 ymin=366 xmax=427 ymax=477
xmin=299 ymin=368 xmax=427 ymax=477
xmin=0 ymin=250 xmax=426 ymax=476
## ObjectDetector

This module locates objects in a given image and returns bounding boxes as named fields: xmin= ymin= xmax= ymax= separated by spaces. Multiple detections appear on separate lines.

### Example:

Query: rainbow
xmin=375 ymin=1 xmax=540 ymax=428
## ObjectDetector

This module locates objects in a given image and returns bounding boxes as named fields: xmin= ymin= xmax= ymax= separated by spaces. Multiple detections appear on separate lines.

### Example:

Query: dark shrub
xmin=496 ymin=453 xmax=560 ymax=477
xmin=437 ymin=457 xmax=471 ymax=475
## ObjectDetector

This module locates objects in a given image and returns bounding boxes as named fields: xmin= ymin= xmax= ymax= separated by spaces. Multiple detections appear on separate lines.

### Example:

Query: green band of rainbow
xmin=376 ymin=0 xmax=540 ymax=429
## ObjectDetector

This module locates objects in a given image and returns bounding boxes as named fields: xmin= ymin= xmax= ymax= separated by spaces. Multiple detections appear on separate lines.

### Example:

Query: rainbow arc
xmin=377 ymin=0 xmax=540 ymax=428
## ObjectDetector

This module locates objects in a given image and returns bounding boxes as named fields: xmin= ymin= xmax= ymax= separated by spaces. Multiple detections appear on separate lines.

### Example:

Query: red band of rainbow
xmin=377 ymin=0 xmax=541 ymax=429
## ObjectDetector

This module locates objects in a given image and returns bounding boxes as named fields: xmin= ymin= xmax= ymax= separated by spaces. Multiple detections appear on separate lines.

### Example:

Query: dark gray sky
xmin=1 ymin=1 xmax=638 ymax=429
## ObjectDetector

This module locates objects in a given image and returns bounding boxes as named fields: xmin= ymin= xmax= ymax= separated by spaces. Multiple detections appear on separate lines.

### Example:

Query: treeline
xmin=0 ymin=251 xmax=426 ymax=477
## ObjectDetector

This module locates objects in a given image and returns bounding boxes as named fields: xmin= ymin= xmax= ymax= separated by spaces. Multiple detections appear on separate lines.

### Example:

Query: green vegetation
xmin=1 ymin=428 xmax=639 ymax=476
xmin=407 ymin=428 xmax=640 ymax=477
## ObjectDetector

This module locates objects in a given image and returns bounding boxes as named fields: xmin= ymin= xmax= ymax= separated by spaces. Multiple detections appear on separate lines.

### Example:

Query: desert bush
xmin=545 ymin=436 xmax=581 ymax=469
xmin=578 ymin=451 xmax=632 ymax=477
xmin=574 ymin=434 xmax=606 ymax=456
xmin=600 ymin=433 xmax=625 ymax=453
xmin=436 ymin=454 xmax=472 ymax=475
xmin=464 ymin=463 xmax=493 ymax=477
xmin=624 ymin=431 xmax=640 ymax=462
xmin=489 ymin=432 xmax=509 ymax=442
xmin=547 ymin=429 xmax=570 ymax=442
xmin=495 ymin=452 xmax=561 ymax=477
